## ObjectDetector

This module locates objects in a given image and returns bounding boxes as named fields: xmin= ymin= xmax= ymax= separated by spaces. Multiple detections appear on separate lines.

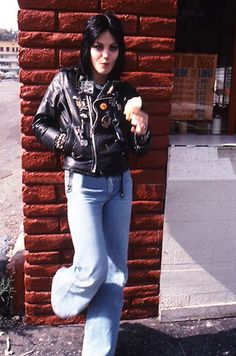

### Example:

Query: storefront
xmin=159 ymin=0 xmax=236 ymax=321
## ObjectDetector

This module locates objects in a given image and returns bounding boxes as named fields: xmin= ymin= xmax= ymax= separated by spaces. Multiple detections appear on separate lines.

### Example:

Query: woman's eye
xmin=93 ymin=44 xmax=103 ymax=51
xmin=110 ymin=45 xmax=118 ymax=52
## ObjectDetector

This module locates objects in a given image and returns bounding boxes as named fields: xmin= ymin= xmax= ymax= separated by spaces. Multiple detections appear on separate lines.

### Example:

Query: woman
xmin=33 ymin=12 xmax=150 ymax=356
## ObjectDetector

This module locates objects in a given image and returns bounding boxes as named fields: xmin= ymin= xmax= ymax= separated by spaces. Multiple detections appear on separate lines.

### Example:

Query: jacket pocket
xmin=64 ymin=124 xmax=92 ymax=160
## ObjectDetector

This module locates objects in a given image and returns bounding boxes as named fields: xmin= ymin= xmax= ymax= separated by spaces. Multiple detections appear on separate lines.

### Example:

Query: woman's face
xmin=90 ymin=31 xmax=119 ymax=84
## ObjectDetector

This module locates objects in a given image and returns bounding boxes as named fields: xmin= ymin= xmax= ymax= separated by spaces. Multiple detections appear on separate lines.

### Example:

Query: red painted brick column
xmin=18 ymin=0 xmax=176 ymax=325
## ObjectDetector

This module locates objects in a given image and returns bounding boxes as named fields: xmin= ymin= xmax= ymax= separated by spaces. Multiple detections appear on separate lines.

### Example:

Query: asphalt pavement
xmin=0 ymin=79 xmax=22 ymax=257
xmin=0 ymin=80 xmax=236 ymax=356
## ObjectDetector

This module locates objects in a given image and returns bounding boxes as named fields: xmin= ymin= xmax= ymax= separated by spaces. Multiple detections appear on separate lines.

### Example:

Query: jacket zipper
xmin=86 ymin=95 xmax=98 ymax=173
xmin=86 ymin=92 xmax=116 ymax=174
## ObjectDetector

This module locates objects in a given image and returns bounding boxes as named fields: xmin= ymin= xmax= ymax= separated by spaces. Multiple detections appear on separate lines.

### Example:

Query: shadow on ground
xmin=116 ymin=320 xmax=236 ymax=356
xmin=0 ymin=317 xmax=236 ymax=355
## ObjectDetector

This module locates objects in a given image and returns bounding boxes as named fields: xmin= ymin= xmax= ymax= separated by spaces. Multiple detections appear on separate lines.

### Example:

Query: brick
xmin=24 ymin=217 xmax=60 ymax=234
xmin=125 ymin=36 xmax=175 ymax=52
xmin=26 ymin=291 xmax=51 ymax=304
xmin=59 ymin=12 xmax=94 ymax=33
xmin=122 ymin=307 xmax=157 ymax=319
xmin=20 ymin=70 xmax=58 ymax=85
xmin=22 ymin=135 xmax=49 ymax=151
xmin=131 ymin=169 xmax=166 ymax=184
xmin=122 ymin=72 xmax=173 ymax=87
xmin=128 ymin=258 xmax=160 ymax=271
xmin=129 ymin=230 xmax=163 ymax=245
xmin=127 ymin=36 xmax=175 ymax=53
xmin=124 ymin=285 xmax=159 ymax=297
xmin=23 ymin=171 xmax=64 ymax=185
xmin=21 ymin=115 xmax=33 ymax=135
xmin=25 ymin=314 xmax=84 ymax=326
xmin=132 ymin=201 xmax=163 ymax=214
xmin=124 ymin=52 xmax=137 ymax=72
xmin=18 ymin=0 xmax=99 ymax=11
xmin=20 ymin=85 xmax=48 ymax=100
xmin=22 ymin=152 xmax=58 ymax=171
xmin=132 ymin=296 xmax=159 ymax=307
xmin=120 ymin=15 xmax=138 ymax=35
xmin=24 ymin=204 xmax=67 ymax=217
xmin=21 ymin=99 xmax=40 ymax=116
xmin=133 ymin=183 xmax=165 ymax=200
xmin=18 ymin=9 xmax=55 ymax=31
xmin=25 ymin=276 xmax=52 ymax=292
xmin=143 ymin=101 xmax=171 ymax=116
xmin=22 ymin=185 xmax=57 ymax=203
xmin=140 ymin=16 xmax=176 ymax=37
xmin=25 ymin=234 xmax=73 ymax=252
xmin=131 ymin=213 xmax=163 ymax=230
xmin=138 ymin=86 xmax=172 ymax=101
xmin=19 ymin=48 xmax=56 ymax=69
xmin=129 ymin=246 xmax=161 ymax=259
xmin=138 ymin=54 xmax=174 ymax=72
xmin=127 ymin=270 xmax=160 ymax=285
xmin=59 ymin=12 xmax=137 ymax=35
xmin=25 ymin=262 xmax=62 ymax=277
xmin=18 ymin=31 xmax=82 ymax=49
xmin=26 ymin=303 xmax=53 ymax=315
xmin=101 ymin=0 xmax=177 ymax=17
xmin=59 ymin=49 xmax=80 ymax=68
xmin=25 ymin=251 xmax=60 ymax=264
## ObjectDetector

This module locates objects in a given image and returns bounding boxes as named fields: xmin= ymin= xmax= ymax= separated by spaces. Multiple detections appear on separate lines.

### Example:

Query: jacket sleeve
xmin=122 ymin=83 xmax=151 ymax=156
xmin=32 ymin=72 xmax=63 ymax=151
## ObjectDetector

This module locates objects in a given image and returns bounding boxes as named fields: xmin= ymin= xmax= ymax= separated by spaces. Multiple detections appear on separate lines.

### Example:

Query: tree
xmin=0 ymin=29 xmax=17 ymax=41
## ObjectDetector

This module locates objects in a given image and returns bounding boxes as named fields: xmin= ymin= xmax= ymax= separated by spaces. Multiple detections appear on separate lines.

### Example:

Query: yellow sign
xmin=171 ymin=53 xmax=217 ymax=121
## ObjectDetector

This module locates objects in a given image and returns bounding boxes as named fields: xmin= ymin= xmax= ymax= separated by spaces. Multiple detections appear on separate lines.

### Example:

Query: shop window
xmin=172 ymin=0 xmax=236 ymax=135
xmin=171 ymin=56 xmax=232 ymax=135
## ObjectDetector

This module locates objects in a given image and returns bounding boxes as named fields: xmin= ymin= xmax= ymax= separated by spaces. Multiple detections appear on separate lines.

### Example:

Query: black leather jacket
xmin=33 ymin=68 xmax=151 ymax=176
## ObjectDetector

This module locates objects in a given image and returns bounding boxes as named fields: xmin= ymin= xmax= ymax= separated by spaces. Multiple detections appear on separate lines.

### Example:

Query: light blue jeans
xmin=51 ymin=169 xmax=132 ymax=356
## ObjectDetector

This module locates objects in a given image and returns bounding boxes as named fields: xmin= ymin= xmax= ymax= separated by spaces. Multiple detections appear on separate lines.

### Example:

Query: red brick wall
xmin=18 ymin=0 xmax=176 ymax=325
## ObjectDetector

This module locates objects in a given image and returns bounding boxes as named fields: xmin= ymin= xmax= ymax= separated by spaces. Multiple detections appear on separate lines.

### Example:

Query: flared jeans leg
xmin=82 ymin=172 xmax=132 ymax=356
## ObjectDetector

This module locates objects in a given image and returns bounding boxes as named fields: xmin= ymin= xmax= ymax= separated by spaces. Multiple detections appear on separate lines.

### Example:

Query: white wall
xmin=159 ymin=146 xmax=236 ymax=321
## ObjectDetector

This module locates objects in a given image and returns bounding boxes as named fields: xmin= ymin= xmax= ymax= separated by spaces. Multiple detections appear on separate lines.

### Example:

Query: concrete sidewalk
xmin=0 ymin=316 xmax=236 ymax=355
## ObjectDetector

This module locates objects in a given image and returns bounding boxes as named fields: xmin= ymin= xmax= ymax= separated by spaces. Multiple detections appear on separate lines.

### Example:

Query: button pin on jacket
xmin=100 ymin=103 xmax=108 ymax=110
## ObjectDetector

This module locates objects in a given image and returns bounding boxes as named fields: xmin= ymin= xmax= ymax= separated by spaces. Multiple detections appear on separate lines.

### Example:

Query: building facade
xmin=17 ymin=0 xmax=176 ymax=325
xmin=0 ymin=41 xmax=19 ymax=77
